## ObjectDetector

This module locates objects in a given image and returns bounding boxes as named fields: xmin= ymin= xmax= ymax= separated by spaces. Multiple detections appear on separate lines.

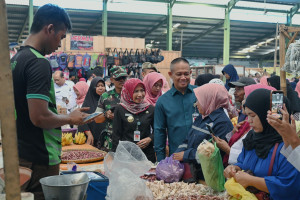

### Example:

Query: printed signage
xmin=70 ymin=35 xmax=93 ymax=50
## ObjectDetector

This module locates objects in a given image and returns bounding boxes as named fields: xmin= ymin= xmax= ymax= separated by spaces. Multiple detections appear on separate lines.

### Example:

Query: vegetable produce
xmin=145 ymin=181 xmax=227 ymax=200
xmin=74 ymin=132 xmax=86 ymax=145
xmin=61 ymin=133 xmax=73 ymax=146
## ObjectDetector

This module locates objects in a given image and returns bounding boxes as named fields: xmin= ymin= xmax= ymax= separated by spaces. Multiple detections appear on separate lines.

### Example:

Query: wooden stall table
xmin=60 ymin=144 xmax=105 ymax=172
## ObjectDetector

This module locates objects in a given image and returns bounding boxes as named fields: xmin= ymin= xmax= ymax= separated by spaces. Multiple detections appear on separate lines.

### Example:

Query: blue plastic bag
xmin=156 ymin=156 xmax=184 ymax=183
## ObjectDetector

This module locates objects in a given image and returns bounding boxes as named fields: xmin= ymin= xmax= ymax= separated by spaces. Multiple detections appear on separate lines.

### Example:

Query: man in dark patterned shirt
xmin=96 ymin=66 xmax=127 ymax=151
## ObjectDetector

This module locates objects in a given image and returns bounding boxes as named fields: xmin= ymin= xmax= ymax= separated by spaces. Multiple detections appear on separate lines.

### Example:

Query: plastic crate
xmin=61 ymin=171 xmax=109 ymax=200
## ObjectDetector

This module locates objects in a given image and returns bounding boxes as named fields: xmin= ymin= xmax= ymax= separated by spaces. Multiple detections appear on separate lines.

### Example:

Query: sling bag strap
xmin=268 ymin=143 xmax=279 ymax=176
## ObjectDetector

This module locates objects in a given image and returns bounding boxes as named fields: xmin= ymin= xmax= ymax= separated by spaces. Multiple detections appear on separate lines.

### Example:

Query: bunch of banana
xmin=74 ymin=132 xmax=86 ymax=145
xmin=231 ymin=117 xmax=238 ymax=127
xmin=62 ymin=133 xmax=73 ymax=146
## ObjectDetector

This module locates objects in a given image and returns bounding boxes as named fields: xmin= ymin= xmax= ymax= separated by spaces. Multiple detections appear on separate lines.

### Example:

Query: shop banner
xmin=71 ymin=35 xmax=93 ymax=50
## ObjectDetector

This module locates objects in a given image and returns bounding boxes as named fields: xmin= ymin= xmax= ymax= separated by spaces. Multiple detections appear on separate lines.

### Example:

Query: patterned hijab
xmin=120 ymin=78 xmax=150 ymax=114
xmin=194 ymin=83 xmax=230 ymax=118
xmin=143 ymin=72 xmax=164 ymax=106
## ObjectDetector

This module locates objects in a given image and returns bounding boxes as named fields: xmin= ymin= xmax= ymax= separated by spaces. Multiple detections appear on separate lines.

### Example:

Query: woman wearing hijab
xmin=112 ymin=78 xmax=155 ymax=163
xmin=78 ymin=77 xmax=106 ymax=146
xmin=143 ymin=72 xmax=164 ymax=106
xmin=215 ymin=84 xmax=276 ymax=166
xmin=173 ymin=83 xmax=233 ymax=181
xmin=222 ymin=64 xmax=239 ymax=91
xmin=224 ymin=89 xmax=300 ymax=200
xmin=194 ymin=73 xmax=215 ymax=87
xmin=73 ymin=81 xmax=89 ymax=108
xmin=267 ymin=75 xmax=300 ymax=114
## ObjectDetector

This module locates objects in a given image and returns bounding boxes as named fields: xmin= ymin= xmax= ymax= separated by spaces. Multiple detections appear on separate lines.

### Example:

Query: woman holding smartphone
xmin=224 ymin=89 xmax=300 ymax=200
xmin=112 ymin=78 xmax=155 ymax=163
xmin=78 ymin=77 xmax=106 ymax=146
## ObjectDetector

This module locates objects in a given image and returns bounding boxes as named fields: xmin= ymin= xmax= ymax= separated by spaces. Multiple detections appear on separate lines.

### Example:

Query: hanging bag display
xmin=106 ymin=49 xmax=114 ymax=66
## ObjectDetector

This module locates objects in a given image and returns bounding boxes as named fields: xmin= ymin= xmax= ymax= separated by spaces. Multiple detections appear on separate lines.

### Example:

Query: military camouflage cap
xmin=110 ymin=66 xmax=128 ymax=79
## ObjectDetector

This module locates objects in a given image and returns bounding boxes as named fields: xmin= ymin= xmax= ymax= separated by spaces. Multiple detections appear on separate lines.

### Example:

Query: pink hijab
xmin=259 ymin=76 xmax=269 ymax=86
xmin=73 ymin=81 xmax=89 ymax=106
xmin=162 ymin=76 xmax=170 ymax=93
xmin=120 ymin=78 xmax=150 ymax=114
xmin=194 ymin=83 xmax=230 ymax=118
xmin=244 ymin=84 xmax=276 ymax=98
xmin=143 ymin=72 xmax=164 ymax=106
xmin=295 ymin=81 xmax=300 ymax=98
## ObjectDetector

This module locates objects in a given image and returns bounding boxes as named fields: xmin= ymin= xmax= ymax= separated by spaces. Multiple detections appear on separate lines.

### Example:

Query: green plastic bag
xmin=198 ymin=141 xmax=225 ymax=192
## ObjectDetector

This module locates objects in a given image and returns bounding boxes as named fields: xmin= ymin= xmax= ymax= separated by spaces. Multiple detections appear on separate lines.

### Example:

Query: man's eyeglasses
xmin=115 ymin=76 xmax=127 ymax=81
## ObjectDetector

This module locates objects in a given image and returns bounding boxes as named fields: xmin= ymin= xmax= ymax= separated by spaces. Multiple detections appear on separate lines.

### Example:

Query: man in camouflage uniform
xmin=96 ymin=66 xmax=127 ymax=151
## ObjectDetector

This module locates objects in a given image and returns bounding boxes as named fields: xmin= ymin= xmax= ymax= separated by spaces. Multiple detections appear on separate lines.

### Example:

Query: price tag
xmin=134 ymin=130 xmax=141 ymax=142
xmin=192 ymin=113 xmax=199 ymax=123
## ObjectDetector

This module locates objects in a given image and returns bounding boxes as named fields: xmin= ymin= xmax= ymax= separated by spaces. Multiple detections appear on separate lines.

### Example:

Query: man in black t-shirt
xmin=11 ymin=4 xmax=89 ymax=200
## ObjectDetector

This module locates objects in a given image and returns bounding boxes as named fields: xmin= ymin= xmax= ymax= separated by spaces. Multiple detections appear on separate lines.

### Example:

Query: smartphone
xmin=270 ymin=90 xmax=284 ymax=119
xmin=83 ymin=112 xmax=103 ymax=123
xmin=205 ymin=123 xmax=214 ymax=136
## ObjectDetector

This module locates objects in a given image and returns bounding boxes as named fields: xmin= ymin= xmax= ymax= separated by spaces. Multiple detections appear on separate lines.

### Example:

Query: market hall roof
xmin=5 ymin=0 xmax=300 ymax=59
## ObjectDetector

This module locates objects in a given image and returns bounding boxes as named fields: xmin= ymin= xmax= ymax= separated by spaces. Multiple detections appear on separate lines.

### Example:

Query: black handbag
xmin=135 ymin=49 xmax=141 ymax=63
xmin=150 ymin=49 xmax=158 ymax=64
xmin=129 ymin=49 xmax=137 ymax=63
xmin=146 ymin=49 xmax=152 ymax=62
xmin=140 ymin=50 xmax=146 ymax=63
xmin=122 ymin=49 xmax=130 ymax=65
xmin=157 ymin=49 xmax=164 ymax=63
xmin=106 ymin=49 xmax=114 ymax=66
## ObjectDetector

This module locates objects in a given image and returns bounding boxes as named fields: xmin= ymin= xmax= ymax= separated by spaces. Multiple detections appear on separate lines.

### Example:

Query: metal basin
xmin=40 ymin=173 xmax=90 ymax=200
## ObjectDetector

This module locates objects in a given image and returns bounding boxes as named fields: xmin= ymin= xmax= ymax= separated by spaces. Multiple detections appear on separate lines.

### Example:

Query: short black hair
xmin=30 ymin=4 xmax=72 ymax=34
xmin=59 ymin=71 xmax=64 ymax=78
xmin=170 ymin=57 xmax=190 ymax=71
xmin=86 ymin=70 xmax=94 ymax=79
xmin=93 ymin=67 xmax=104 ymax=77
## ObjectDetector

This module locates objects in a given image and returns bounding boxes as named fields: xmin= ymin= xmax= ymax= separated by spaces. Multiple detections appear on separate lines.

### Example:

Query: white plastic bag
xmin=283 ymin=39 xmax=300 ymax=75
xmin=104 ymin=141 xmax=153 ymax=200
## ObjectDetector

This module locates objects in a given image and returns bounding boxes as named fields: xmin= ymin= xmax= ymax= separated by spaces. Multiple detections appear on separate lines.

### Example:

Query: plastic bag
xmin=198 ymin=141 xmax=225 ymax=192
xmin=225 ymin=177 xmax=258 ymax=200
xmin=283 ymin=39 xmax=300 ymax=76
xmin=104 ymin=141 xmax=153 ymax=200
xmin=156 ymin=156 xmax=184 ymax=183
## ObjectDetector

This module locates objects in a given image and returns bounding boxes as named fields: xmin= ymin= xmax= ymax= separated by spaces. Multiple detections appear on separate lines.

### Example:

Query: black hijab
xmin=267 ymin=75 xmax=300 ymax=113
xmin=243 ymin=89 xmax=283 ymax=159
xmin=82 ymin=77 xmax=105 ymax=114
xmin=78 ymin=77 xmax=106 ymax=141
xmin=195 ymin=74 xmax=215 ymax=87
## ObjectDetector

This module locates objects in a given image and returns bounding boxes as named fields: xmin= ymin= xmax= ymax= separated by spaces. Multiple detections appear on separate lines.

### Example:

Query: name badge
xmin=192 ymin=113 xmax=199 ymax=123
xmin=134 ymin=130 xmax=141 ymax=142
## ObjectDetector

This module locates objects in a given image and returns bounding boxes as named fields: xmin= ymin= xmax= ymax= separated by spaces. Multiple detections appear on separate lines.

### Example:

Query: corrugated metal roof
xmin=5 ymin=1 xmax=300 ymax=59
